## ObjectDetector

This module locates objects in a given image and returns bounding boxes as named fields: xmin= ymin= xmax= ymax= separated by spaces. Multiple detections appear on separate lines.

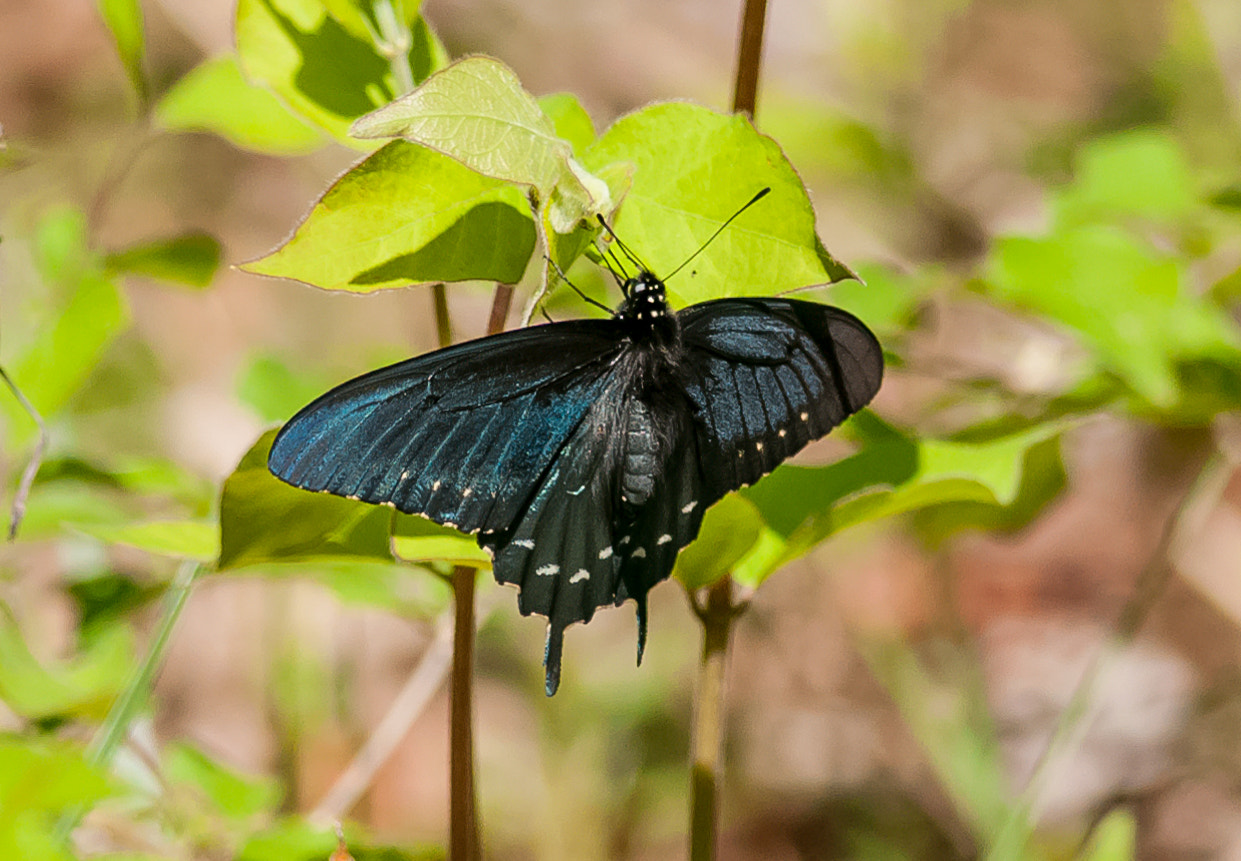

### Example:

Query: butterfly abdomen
xmin=621 ymin=403 xmax=658 ymax=507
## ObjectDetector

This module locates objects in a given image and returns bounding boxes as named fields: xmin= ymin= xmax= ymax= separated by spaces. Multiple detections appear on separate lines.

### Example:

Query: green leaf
xmin=219 ymin=431 xmax=393 ymax=569
xmin=155 ymin=55 xmax=323 ymax=154
xmin=392 ymin=514 xmax=490 ymax=569
xmin=235 ymin=0 xmax=446 ymax=142
xmin=7 ymin=271 xmax=127 ymax=416
xmin=1080 ymin=808 xmax=1136 ymax=861
xmin=352 ymin=56 xmax=565 ymax=190
xmin=0 ymin=610 xmax=132 ymax=720
xmin=539 ymin=92 xmax=597 ymax=154
xmin=582 ymin=102 xmax=855 ymax=307
xmin=0 ymin=738 xmax=114 ymax=861
xmin=243 ymin=140 xmax=534 ymax=291
xmin=352 ymin=57 xmax=611 ymax=233
xmin=2 ymin=209 xmax=128 ymax=441
xmin=237 ymin=353 xmax=336 ymax=423
xmin=72 ymin=520 xmax=219 ymax=562
xmin=673 ymin=495 xmax=763 ymax=591
xmin=986 ymin=226 xmax=1241 ymax=409
xmin=97 ymin=0 xmax=146 ymax=101
xmin=676 ymin=415 xmax=1065 ymax=590
xmin=105 ymin=232 xmax=221 ymax=288
xmin=858 ymin=637 xmax=1014 ymax=847
xmin=238 ymin=817 xmax=442 ymax=861
xmin=165 ymin=742 xmax=280 ymax=821
xmin=1055 ymin=130 xmax=1197 ymax=227
xmin=812 ymin=261 xmax=925 ymax=337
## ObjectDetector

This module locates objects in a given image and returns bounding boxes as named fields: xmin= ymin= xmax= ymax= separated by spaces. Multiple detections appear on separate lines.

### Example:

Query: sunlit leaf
xmin=97 ymin=0 xmax=146 ymax=101
xmin=105 ymin=232 xmax=221 ymax=288
xmin=677 ymin=414 xmax=1067 ymax=590
xmin=0 ymin=611 xmax=132 ymax=720
xmin=235 ymin=0 xmax=446 ymax=142
xmin=986 ymin=225 xmax=1241 ymax=409
xmin=219 ymin=431 xmax=393 ymax=569
xmin=73 ymin=520 xmax=219 ymax=562
xmin=583 ymin=102 xmax=855 ymax=307
xmin=1055 ymin=130 xmax=1196 ymax=226
xmin=243 ymin=141 xmax=534 ymax=291
xmin=392 ymin=514 xmax=490 ymax=569
xmin=0 ymin=738 xmax=114 ymax=860
xmin=165 ymin=742 xmax=280 ymax=821
xmin=539 ymin=92 xmax=597 ymax=155
xmin=156 ymin=55 xmax=323 ymax=154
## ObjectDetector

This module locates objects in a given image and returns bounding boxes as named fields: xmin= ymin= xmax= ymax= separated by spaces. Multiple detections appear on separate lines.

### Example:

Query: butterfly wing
xmin=270 ymin=320 xmax=644 ymax=695
xmin=268 ymin=321 xmax=626 ymax=536
xmin=678 ymin=297 xmax=883 ymax=497
xmin=607 ymin=298 xmax=883 ymax=606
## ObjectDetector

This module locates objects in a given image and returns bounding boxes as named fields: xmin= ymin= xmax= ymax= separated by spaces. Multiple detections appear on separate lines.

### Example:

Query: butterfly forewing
xmin=269 ymin=321 xmax=626 ymax=536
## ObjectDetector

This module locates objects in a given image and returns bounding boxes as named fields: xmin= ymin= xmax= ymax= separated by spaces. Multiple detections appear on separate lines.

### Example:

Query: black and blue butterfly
xmin=268 ymin=192 xmax=883 ymax=694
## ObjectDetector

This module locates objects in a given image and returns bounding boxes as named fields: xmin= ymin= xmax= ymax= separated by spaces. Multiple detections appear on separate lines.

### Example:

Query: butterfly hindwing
xmin=678 ymin=298 xmax=883 ymax=499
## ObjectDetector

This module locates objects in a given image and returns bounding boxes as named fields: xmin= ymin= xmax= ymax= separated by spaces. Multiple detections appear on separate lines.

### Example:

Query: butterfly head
xmin=617 ymin=270 xmax=675 ymax=337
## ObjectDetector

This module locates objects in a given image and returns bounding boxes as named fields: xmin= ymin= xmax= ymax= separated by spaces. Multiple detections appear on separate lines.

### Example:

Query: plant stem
xmin=684 ymin=3 xmax=772 ymax=855
xmin=449 ymin=565 xmax=478 ymax=861
xmin=432 ymin=283 xmax=452 ymax=348
xmin=54 ymin=559 xmax=201 ymax=845
xmin=445 ymin=285 xmax=512 ymax=861
xmin=0 ymin=366 xmax=46 ymax=540
xmin=689 ymin=577 xmax=737 ymax=861
xmin=732 ymin=0 xmax=769 ymax=117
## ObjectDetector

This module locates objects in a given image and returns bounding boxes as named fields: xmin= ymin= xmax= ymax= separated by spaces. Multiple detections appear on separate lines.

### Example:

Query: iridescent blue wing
xmin=612 ymin=297 xmax=883 ymax=603
xmin=269 ymin=320 xmax=641 ymax=695
xmin=269 ymin=321 xmax=626 ymax=539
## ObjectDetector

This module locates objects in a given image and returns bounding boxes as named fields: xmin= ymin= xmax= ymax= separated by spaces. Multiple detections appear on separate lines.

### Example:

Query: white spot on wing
xmin=800 ymin=412 xmax=809 ymax=421
xmin=443 ymin=522 xmax=457 ymax=530
xmin=682 ymin=501 xmax=698 ymax=513
xmin=778 ymin=429 xmax=787 ymax=438
xmin=536 ymin=564 xmax=560 ymax=576
xmin=514 ymin=539 xmax=535 ymax=550
xmin=619 ymin=535 xmax=631 ymax=546
xmin=599 ymin=546 xmax=613 ymax=559
xmin=756 ymin=442 xmax=763 ymax=452
xmin=432 ymin=480 xmax=442 ymax=491
xmin=632 ymin=547 xmax=647 ymax=558
xmin=657 ymin=534 xmax=672 ymax=545
xmin=462 ymin=487 xmax=472 ymax=497
xmin=570 ymin=569 xmax=589 ymax=584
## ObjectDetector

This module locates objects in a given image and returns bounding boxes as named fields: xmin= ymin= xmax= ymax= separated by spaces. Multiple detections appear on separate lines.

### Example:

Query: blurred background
xmin=3 ymin=0 xmax=1241 ymax=858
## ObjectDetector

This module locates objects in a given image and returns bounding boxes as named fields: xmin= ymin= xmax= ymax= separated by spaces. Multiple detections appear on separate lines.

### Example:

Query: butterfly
xmin=268 ymin=192 xmax=883 ymax=694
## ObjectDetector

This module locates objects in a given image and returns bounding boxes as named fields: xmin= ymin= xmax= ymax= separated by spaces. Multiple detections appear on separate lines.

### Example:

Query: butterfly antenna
xmin=595 ymin=214 xmax=648 ymax=273
xmin=544 ymin=254 xmax=613 ymax=315
xmin=593 ymin=241 xmax=629 ymax=288
xmin=663 ymin=187 xmax=770 ymax=282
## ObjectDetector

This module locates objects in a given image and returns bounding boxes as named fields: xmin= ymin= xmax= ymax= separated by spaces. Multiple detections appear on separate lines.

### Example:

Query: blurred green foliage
xmin=3 ymin=0 xmax=1240 ymax=858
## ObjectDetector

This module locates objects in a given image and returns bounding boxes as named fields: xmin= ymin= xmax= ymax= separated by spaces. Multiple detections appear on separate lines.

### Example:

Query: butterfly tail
xmin=635 ymin=594 xmax=648 ymax=666
xmin=544 ymin=622 xmax=565 ymax=696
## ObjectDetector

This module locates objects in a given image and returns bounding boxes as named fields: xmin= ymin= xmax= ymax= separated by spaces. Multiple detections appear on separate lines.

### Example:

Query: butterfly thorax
xmin=616 ymin=270 xmax=678 ymax=349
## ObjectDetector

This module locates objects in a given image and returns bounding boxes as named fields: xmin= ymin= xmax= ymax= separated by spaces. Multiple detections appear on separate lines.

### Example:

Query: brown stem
xmin=732 ymin=0 xmax=769 ymax=117
xmin=449 ymin=565 xmax=478 ymax=861
xmin=689 ymin=578 xmax=737 ymax=861
xmin=432 ymin=284 xmax=452 ymax=348
xmin=446 ymin=283 xmax=515 ymax=861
